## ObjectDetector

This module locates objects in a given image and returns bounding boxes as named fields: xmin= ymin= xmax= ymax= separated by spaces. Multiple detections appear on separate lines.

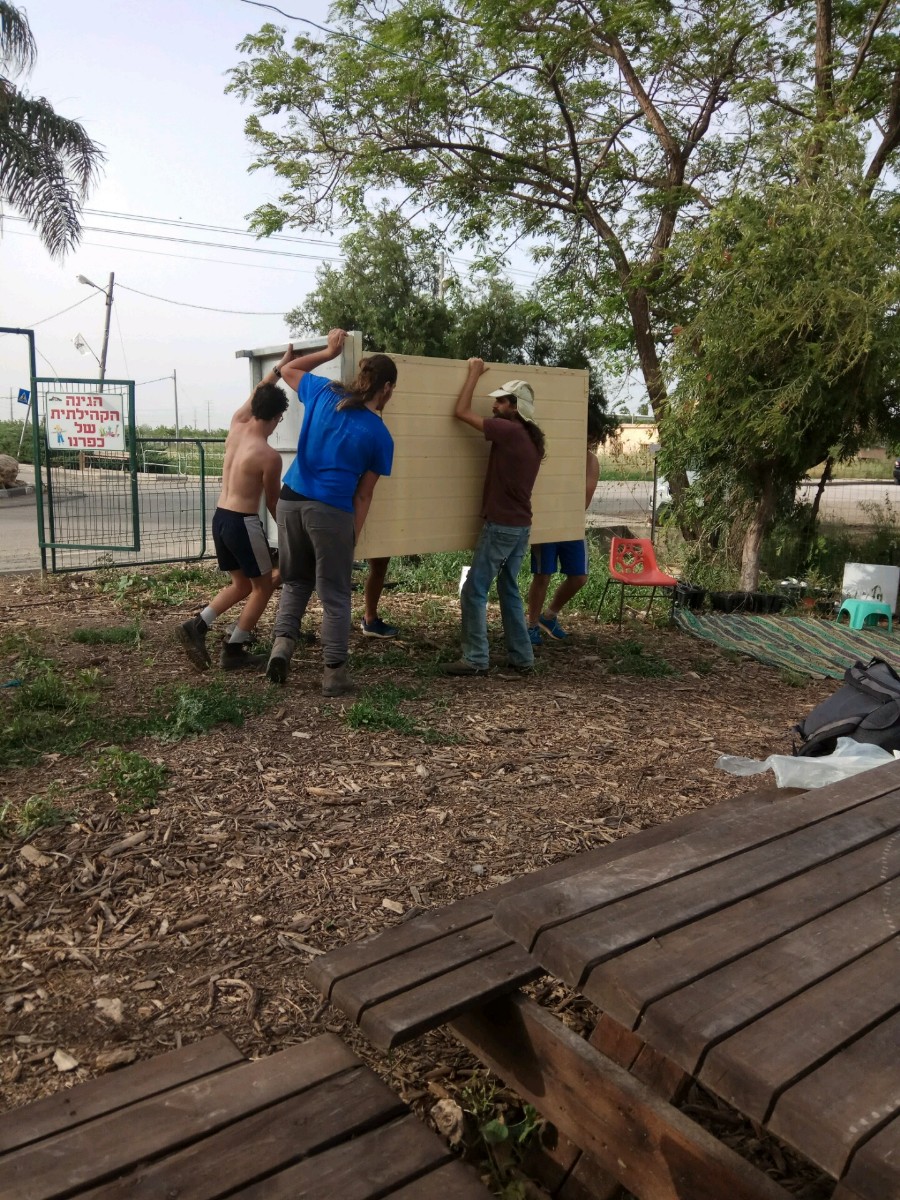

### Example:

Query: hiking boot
xmin=177 ymin=614 xmax=210 ymax=671
xmin=528 ymin=624 xmax=543 ymax=647
xmin=538 ymin=613 xmax=571 ymax=641
xmin=360 ymin=617 xmax=399 ymax=639
xmin=502 ymin=661 xmax=535 ymax=675
xmin=440 ymin=659 xmax=488 ymax=677
xmin=220 ymin=642 xmax=267 ymax=671
xmin=322 ymin=663 xmax=357 ymax=696
xmin=266 ymin=636 xmax=296 ymax=684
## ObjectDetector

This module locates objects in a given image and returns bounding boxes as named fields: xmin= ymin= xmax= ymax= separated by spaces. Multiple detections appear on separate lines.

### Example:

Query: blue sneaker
xmin=528 ymin=624 xmax=543 ymax=646
xmin=538 ymin=613 xmax=570 ymax=641
xmin=360 ymin=617 xmax=399 ymax=639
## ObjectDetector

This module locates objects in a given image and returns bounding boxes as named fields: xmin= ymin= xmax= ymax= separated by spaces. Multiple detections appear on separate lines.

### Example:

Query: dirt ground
xmin=0 ymin=568 xmax=837 ymax=1196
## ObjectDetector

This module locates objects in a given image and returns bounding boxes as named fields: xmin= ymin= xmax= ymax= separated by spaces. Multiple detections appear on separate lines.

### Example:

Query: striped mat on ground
xmin=674 ymin=611 xmax=900 ymax=679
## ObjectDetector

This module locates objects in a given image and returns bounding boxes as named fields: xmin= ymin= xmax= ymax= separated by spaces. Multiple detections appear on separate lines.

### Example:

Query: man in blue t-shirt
xmin=265 ymin=330 xmax=396 ymax=696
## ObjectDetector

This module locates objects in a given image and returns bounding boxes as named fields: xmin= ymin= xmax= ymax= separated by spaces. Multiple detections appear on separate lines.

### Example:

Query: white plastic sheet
xmin=716 ymin=736 xmax=899 ymax=789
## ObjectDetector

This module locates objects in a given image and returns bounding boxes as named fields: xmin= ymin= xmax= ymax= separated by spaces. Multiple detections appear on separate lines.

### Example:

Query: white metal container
xmin=841 ymin=562 xmax=900 ymax=613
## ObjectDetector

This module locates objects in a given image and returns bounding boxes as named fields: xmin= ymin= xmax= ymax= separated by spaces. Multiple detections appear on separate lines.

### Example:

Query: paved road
xmin=3 ymin=474 xmax=899 ymax=574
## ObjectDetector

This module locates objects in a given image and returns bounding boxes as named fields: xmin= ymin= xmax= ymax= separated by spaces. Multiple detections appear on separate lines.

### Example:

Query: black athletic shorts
xmin=212 ymin=507 xmax=273 ymax=578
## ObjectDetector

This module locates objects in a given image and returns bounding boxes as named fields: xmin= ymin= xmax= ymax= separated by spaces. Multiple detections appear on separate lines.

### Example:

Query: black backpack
xmin=794 ymin=658 xmax=900 ymax=757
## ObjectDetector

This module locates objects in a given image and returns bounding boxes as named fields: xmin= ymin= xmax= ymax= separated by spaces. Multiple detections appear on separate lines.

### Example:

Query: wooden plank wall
xmin=247 ymin=344 xmax=588 ymax=559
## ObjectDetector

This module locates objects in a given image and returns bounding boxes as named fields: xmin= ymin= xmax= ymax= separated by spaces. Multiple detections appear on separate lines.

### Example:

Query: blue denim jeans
xmin=460 ymin=522 xmax=533 ymax=669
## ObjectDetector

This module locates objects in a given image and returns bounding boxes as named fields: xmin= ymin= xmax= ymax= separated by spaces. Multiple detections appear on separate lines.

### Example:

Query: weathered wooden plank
xmin=386 ymin=1159 xmax=497 ymax=1198
xmin=311 ymin=786 xmax=796 ymax=1006
xmin=450 ymin=994 xmax=792 ymax=1200
xmin=767 ymin=1010 xmax=900 ymax=1177
xmin=226 ymin=1114 xmax=451 ymax=1200
xmin=832 ymin=1116 xmax=900 ymax=1200
xmin=78 ymin=1068 xmax=406 ymax=1200
xmin=700 ymin=939 xmax=900 ymax=1121
xmin=581 ymin=834 xmax=898 ymax=1029
xmin=531 ymin=793 xmax=900 ymax=994
xmin=330 ymin=921 xmax=517 ymax=1025
xmin=359 ymin=944 xmax=541 ymax=1050
xmin=494 ymin=769 xmax=900 ymax=954
xmin=637 ymin=884 xmax=897 ymax=1077
xmin=0 ymin=1035 xmax=358 ymax=1200
xmin=0 ymin=1035 xmax=244 ymax=1156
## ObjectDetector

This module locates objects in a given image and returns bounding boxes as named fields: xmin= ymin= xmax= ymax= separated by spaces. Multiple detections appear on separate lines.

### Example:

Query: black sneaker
xmin=177 ymin=614 xmax=210 ymax=671
xmin=220 ymin=642 xmax=267 ymax=671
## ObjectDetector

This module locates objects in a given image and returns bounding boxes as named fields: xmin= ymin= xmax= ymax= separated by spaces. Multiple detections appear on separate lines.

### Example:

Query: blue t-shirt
xmin=283 ymin=373 xmax=394 ymax=513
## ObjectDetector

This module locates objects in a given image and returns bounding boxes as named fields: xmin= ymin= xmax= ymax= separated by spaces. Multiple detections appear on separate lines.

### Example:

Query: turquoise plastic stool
xmin=837 ymin=597 xmax=894 ymax=632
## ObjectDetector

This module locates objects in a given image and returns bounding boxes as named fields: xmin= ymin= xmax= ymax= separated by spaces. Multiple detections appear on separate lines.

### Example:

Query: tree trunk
xmin=739 ymin=481 xmax=777 ymax=591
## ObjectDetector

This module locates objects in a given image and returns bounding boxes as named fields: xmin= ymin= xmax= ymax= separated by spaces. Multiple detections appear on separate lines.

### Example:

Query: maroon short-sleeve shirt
xmin=481 ymin=417 xmax=542 ymax=526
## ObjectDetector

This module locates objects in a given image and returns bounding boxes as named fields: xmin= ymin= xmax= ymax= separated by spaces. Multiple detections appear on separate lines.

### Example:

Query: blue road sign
xmin=17 ymin=388 xmax=29 ymax=405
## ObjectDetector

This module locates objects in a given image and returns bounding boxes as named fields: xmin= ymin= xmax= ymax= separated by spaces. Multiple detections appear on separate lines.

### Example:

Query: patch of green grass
xmin=71 ymin=625 xmax=142 ymax=646
xmin=95 ymin=563 xmax=220 ymax=609
xmin=4 ymin=784 xmax=73 ymax=838
xmin=779 ymin=668 xmax=809 ymax=687
xmin=97 ymin=747 xmax=169 ymax=813
xmin=157 ymin=680 xmax=269 ymax=741
xmin=605 ymin=639 xmax=674 ymax=677
xmin=688 ymin=657 xmax=716 ymax=675
xmin=345 ymin=682 xmax=421 ymax=734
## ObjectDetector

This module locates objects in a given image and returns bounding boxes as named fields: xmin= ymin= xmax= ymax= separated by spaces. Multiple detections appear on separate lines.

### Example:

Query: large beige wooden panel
xmin=356 ymin=355 xmax=588 ymax=558
xmin=240 ymin=342 xmax=588 ymax=557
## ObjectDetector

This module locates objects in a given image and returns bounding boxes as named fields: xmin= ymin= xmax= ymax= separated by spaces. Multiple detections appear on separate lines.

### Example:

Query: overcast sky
xmin=0 ymin=0 xmax=349 ymax=429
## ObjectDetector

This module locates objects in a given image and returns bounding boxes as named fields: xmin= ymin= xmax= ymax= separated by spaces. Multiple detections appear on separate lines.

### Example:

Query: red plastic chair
xmin=598 ymin=537 xmax=678 ymax=628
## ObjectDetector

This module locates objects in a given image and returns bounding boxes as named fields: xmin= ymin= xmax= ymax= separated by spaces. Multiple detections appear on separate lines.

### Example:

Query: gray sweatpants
xmin=273 ymin=497 xmax=355 ymax=664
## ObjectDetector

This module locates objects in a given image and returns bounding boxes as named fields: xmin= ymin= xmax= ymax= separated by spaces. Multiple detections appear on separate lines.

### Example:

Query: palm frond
xmin=0 ymin=87 xmax=105 ymax=258
xmin=0 ymin=2 xmax=36 ymax=76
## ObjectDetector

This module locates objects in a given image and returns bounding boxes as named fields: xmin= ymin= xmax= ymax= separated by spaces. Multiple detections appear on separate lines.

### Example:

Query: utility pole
xmin=172 ymin=368 xmax=180 ymax=440
xmin=98 ymin=272 xmax=115 ymax=386
xmin=207 ymin=399 xmax=211 ymax=431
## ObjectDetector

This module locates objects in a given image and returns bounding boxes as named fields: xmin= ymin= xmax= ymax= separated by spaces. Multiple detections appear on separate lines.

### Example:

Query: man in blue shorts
xmin=526 ymin=433 xmax=601 ymax=643
xmin=177 ymin=362 xmax=289 ymax=671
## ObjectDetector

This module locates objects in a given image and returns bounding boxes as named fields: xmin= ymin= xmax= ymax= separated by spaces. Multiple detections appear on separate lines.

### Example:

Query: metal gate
xmin=34 ymin=377 xmax=224 ymax=572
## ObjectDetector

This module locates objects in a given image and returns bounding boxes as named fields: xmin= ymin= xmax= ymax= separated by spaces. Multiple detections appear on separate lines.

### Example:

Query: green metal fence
xmin=34 ymin=378 xmax=225 ymax=572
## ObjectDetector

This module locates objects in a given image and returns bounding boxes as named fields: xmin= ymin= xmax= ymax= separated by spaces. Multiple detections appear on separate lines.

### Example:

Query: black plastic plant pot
xmin=709 ymin=591 xmax=747 ymax=613
xmin=675 ymin=582 xmax=706 ymax=610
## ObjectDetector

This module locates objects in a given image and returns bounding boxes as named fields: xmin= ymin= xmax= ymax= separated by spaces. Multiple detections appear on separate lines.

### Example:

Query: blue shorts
xmin=212 ymin=508 xmax=273 ymax=578
xmin=530 ymin=538 xmax=588 ymax=577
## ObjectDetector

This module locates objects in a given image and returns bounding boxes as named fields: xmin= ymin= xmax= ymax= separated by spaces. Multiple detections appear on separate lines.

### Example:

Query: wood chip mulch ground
xmin=0 ymin=568 xmax=838 ymax=1197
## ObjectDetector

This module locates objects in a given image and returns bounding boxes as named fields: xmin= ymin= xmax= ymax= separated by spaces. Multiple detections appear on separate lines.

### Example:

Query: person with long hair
xmin=443 ymin=360 xmax=545 ymax=676
xmin=265 ymin=332 xmax=397 ymax=695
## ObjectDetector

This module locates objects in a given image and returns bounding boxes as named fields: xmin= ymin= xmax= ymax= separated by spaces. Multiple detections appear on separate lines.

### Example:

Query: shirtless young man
xmin=177 ymin=361 xmax=289 ymax=671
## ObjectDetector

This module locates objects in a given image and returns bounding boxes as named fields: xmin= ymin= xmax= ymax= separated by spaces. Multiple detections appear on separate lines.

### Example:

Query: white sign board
xmin=45 ymin=393 xmax=125 ymax=452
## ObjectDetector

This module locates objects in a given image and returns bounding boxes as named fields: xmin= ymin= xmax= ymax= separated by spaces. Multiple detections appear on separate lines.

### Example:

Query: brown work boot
xmin=177 ymin=614 xmax=210 ymax=671
xmin=322 ymin=663 xmax=356 ymax=697
xmin=219 ymin=642 xmax=267 ymax=671
xmin=440 ymin=658 xmax=488 ymax=677
xmin=266 ymin=636 xmax=296 ymax=684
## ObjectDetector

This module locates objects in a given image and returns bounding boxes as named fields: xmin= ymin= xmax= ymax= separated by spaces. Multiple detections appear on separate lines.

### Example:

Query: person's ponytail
xmin=336 ymin=354 xmax=398 ymax=411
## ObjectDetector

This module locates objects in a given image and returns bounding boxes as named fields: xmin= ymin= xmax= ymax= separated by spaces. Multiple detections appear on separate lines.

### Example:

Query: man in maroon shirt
xmin=442 ymin=358 xmax=545 ymax=676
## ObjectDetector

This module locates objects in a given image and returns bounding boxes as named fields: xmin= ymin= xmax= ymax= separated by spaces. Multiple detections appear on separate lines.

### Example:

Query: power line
xmin=0 ymin=291 xmax=100 ymax=337
xmin=116 ymin=282 xmax=287 ymax=315
xmin=82 ymin=208 xmax=341 ymax=250
xmin=1 ymin=228 xmax=323 ymax=274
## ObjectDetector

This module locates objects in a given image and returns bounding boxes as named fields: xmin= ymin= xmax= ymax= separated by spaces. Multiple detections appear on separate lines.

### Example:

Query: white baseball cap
xmin=488 ymin=379 xmax=535 ymax=422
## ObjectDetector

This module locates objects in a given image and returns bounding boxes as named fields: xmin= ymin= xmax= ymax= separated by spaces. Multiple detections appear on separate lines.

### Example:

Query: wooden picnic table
xmin=313 ymin=767 xmax=900 ymax=1200
xmin=490 ymin=758 xmax=900 ymax=1200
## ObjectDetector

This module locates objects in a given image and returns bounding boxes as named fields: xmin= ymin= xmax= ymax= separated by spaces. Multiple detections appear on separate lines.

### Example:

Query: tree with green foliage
xmin=292 ymin=206 xmax=613 ymax=434
xmin=660 ymin=137 xmax=900 ymax=589
xmin=0 ymin=2 xmax=104 ymax=258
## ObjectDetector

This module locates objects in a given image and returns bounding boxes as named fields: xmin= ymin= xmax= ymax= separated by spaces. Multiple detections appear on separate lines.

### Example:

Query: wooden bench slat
xmin=359 ymin=944 xmax=542 ymax=1050
xmin=385 ymin=1159 xmax=496 ymax=1199
xmin=227 ymin=1113 xmax=450 ymax=1200
xmin=0 ymin=1034 xmax=358 ymax=1200
xmin=533 ymin=792 xmax=900 ymax=995
xmin=637 ymin=884 xmax=898 ymax=1076
xmin=78 ymin=1066 xmax=407 ymax=1200
xmin=582 ymin=834 xmax=897 ymax=1029
xmin=0 ymin=1034 xmax=244 ymax=1156
xmin=494 ymin=771 xmax=900 ymax=954
xmin=833 ymin=1114 xmax=900 ymax=1200
xmin=699 ymin=938 xmax=900 ymax=1121
xmin=767 ymin=1009 xmax=900 ymax=1177
xmin=331 ymin=920 xmax=517 ymax=1025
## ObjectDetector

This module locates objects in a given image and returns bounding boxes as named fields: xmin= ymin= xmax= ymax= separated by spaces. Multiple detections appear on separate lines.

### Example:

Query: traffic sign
xmin=17 ymin=388 xmax=29 ymax=405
